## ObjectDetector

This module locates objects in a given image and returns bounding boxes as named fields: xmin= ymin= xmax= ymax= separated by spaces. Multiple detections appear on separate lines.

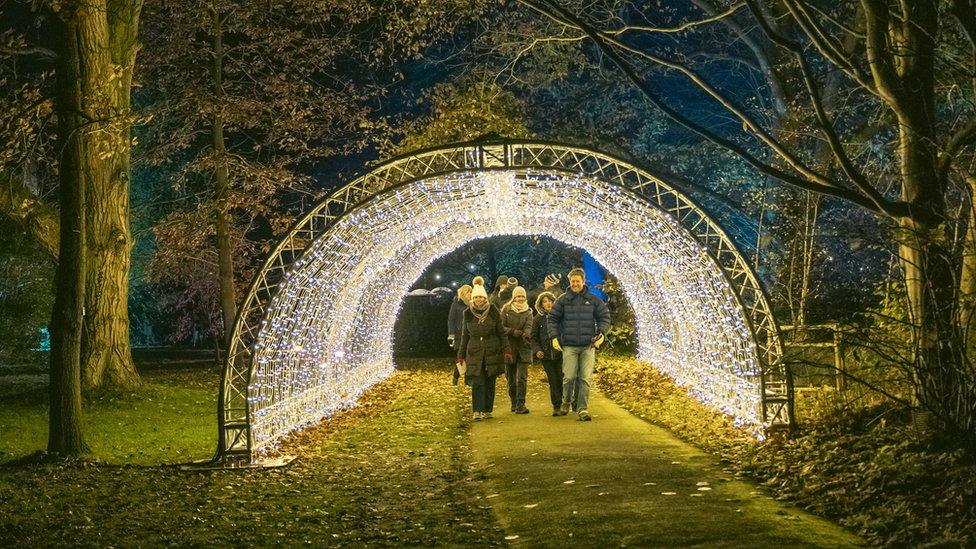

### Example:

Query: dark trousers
xmin=541 ymin=358 xmax=562 ymax=409
xmin=471 ymin=362 xmax=497 ymax=413
xmin=505 ymin=361 xmax=528 ymax=409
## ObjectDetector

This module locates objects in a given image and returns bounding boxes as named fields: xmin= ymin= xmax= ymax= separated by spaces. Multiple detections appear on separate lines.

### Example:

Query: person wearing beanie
xmin=500 ymin=286 xmax=534 ymax=414
xmin=488 ymin=275 xmax=509 ymax=310
xmin=447 ymin=284 xmax=473 ymax=385
xmin=457 ymin=283 xmax=512 ymax=420
xmin=532 ymin=291 xmax=562 ymax=415
xmin=548 ymin=268 xmax=611 ymax=421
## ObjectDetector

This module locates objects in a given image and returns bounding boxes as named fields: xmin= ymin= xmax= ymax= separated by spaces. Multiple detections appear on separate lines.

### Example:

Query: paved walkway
xmin=468 ymin=369 xmax=863 ymax=547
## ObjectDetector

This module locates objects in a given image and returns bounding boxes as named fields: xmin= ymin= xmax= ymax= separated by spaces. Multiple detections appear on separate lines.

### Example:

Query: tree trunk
xmin=959 ymin=176 xmax=976 ymax=334
xmin=797 ymin=192 xmax=820 ymax=326
xmin=211 ymin=10 xmax=237 ymax=344
xmin=48 ymin=12 xmax=87 ymax=457
xmin=73 ymin=0 xmax=143 ymax=391
xmin=898 ymin=122 xmax=971 ymax=445
xmin=899 ymin=219 xmax=969 ymax=443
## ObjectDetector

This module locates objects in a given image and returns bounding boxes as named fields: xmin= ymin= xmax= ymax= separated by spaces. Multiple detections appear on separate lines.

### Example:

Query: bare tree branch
xmin=513 ymin=0 xmax=914 ymax=217
xmin=0 ymin=172 xmax=60 ymax=260
xmin=607 ymin=2 xmax=746 ymax=35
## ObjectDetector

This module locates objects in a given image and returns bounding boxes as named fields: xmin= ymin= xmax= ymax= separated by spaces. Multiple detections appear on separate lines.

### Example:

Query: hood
xmin=534 ymin=291 xmax=558 ymax=315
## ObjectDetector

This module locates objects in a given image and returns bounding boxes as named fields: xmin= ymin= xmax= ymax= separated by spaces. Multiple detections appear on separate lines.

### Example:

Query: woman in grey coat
xmin=500 ymin=286 xmax=534 ymax=414
xmin=457 ymin=283 xmax=512 ymax=419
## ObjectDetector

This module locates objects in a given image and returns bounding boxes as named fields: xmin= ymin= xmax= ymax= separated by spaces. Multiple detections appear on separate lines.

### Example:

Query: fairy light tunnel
xmin=218 ymin=141 xmax=789 ymax=461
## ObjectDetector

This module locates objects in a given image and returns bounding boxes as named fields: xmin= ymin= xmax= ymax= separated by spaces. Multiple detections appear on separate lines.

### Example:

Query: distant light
xmin=434 ymin=273 xmax=441 ymax=280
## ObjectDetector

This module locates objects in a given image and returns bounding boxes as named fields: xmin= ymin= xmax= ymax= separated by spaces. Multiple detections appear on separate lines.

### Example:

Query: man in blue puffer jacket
xmin=547 ymin=267 xmax=611 ymax=421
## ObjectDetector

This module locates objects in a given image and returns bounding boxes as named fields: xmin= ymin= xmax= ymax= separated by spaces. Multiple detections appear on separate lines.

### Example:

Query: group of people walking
xmin=447 ymin=268 xmax=611 ymax=422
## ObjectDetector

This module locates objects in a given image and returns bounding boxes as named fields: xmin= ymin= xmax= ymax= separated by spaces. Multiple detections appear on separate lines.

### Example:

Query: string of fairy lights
xmin=248 ymin=171 xmax=764 ymax=451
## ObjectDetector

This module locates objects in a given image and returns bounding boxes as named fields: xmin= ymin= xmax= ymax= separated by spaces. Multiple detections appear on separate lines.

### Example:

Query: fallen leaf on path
xmin=563 ymin=480 xmax=575 ymax=485
xmin=505 ymin=535 xmax=520 ymax=540
xmin=486 ymin=494 xmax=499 ymax=499
xmin=584 ymin=484 xmax=601 ymax=488
xmin=697 ymin=487 xmax=712 ymax=491
xmin=696 ymin=481 xmax=710 ymax=486
xmin=661 ymin=492 xmax=677 ymax=496
xmin=523 ymin=503 xmax=538 ymax=508
xmin=643 ymin=482 xmax=657 ymax=486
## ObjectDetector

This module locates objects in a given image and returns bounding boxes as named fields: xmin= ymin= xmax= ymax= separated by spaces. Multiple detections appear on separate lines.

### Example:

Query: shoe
xmin=551 ymin=408 xmax=560 ymax=416
xmin=511 ymin=406 xmax=517 ymax=413
xmin=578 ymin=410 xmax=591 ymax=421
xmin=516 ymin=406 xmax=529 ymax=414
xmin=559 ymin=402 xmax=570 ymax=416
xmin=484 ymin=411 xmax=493 ymax=419
xmin=473 ymin=412 xmax=482 ymax=420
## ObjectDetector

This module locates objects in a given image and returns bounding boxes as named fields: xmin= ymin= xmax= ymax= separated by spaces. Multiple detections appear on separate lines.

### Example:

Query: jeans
xmin=541 ymin=359 xmax=563 ymax=409
xmin=505 ymin=361 xmax=528 ymax=409
xmin=471 ymin=361 xmax=497 ymax=413
xmin=562 ymin=346 xmax=595 ymax=412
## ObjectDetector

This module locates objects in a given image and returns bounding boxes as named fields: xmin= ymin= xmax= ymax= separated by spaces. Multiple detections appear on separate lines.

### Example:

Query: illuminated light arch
xmin=218 ymin=140 xmax=789 ymax=461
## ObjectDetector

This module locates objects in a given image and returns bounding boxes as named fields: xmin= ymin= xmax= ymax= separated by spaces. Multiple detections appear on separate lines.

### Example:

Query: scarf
xmin=507 ymin=300 xmax=529 ymax=314
xmin=470 ymin=301 xmax=491 ymax=324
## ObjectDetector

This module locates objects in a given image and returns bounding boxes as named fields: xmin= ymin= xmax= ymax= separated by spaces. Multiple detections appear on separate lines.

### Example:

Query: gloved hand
xmin=512 ymin=329 xmax=523 ymax=337
xmin=456 ymin=357 xmax=464 ymax=366
xmin=535 ymin=350 xmax=544 ymax=359
xmin=592 ymin=333 xmax=606 ymax=349
xmin=504 ymin=352 xmax=513 ymax=364
xmin=551 ymin=338 xmax=562 ymax=352
xmin=448 ymin=334 xmax=455 ymax=346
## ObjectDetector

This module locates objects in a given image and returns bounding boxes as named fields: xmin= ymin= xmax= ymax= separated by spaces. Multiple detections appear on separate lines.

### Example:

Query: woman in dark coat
xmin=447 ymin=284 xmax=472 ymax=385
xmin=501 ymin=286 xmax=534 ymax=414
xmin=532 ymin=291 xmax=562 ymax=415
xmin=457 ymin=283 xmax=512 ymax=420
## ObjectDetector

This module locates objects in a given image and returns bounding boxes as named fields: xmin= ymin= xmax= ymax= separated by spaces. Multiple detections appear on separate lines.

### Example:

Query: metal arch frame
xmin=217 ymin=139 xmax=789 ymax=461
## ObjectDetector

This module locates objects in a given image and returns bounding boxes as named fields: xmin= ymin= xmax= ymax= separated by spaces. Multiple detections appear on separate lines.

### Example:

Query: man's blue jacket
xmin=547 ymin=285 xmax=611 ymax=347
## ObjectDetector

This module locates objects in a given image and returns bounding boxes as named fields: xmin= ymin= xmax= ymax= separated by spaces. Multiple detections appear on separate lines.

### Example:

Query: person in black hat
xmin=488 ymin=275 xmax=509 ymax=310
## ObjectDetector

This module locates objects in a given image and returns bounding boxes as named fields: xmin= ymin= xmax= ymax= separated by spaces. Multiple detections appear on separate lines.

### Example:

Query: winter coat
xmin=532 ymin=311 xmax=560 ymax=361
xmin=500 ymin=304 xmax=534 ymax=363
xmin=458 ymin=305 xmax=511 ymax=383
xmin=447 ymin=297 xmax=467 ymax=351
xmin=547 ymin=285 xmax=611 ymax=347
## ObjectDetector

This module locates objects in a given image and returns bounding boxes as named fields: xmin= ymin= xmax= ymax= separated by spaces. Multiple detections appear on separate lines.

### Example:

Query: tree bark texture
xmin=211 ymin=10 xmax=237 ymax=346
xmin=66 ymin=0 xmax=143 ymax=390
xmin=48 ymin=12 xmax=87 ymax=456
xmin=889 ymin=5 xmax=972 ymax=440
xmin=959 ymin=177 xmax=976 ymax=332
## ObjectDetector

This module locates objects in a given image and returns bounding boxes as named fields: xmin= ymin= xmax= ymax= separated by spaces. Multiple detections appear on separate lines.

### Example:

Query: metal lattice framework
xmin=218 ymin=140 xmax=789 ymax=461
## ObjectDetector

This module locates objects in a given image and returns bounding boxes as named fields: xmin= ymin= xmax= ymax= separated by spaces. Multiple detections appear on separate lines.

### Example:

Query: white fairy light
xmin=247 ymin=171 xmax=765 ymax=451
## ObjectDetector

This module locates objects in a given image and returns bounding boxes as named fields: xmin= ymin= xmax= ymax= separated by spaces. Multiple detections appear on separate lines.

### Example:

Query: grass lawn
xmin=0 ymin=367 xmax=217 ymax=465
xmin=0 ymin=356 xmax=862 ymax=547
xmin=0 ymin=360 xmax=503 ymax=546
